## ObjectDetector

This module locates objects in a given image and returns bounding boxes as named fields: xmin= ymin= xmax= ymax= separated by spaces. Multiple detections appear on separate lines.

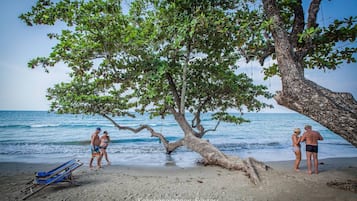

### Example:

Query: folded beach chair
xmin=34 ymin=159 xmax=77 ymax=178
xmin=21 ymin=159 xmax=83 ymax=200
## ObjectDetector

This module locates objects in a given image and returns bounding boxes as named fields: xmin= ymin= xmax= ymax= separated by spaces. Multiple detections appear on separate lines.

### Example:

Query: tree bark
xmin=183 ymin=133 xmax=269 ymax=184
xmin=171 ymin=111 xmax=269 ymax=184
xmin=263 ymin=0 xmax=357 ymax=147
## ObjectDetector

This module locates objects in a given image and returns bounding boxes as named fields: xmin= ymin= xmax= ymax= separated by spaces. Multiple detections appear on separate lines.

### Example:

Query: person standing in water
xmin=89 ymin=127 xmax=102 ymax=169
xmin=99 ymin=130 xmax=111 ymax=166
xmin=291 ymin=128 xmax=301 ymax=171
xmin=301 ymin=125 xmax=323 ymax=174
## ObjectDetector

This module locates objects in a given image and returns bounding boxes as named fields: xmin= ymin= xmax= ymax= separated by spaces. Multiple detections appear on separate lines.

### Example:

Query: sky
xmin=0 ymin=0 xmax=356 ymax=113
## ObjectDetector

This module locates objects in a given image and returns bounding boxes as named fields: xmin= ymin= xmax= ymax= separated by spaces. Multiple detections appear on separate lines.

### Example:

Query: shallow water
xmin=0 ymin=111 xmax=356 ymax=167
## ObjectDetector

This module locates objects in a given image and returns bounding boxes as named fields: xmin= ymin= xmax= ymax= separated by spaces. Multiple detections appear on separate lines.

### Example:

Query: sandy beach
xmin=1 ymin=157 xmax=356 ymax=201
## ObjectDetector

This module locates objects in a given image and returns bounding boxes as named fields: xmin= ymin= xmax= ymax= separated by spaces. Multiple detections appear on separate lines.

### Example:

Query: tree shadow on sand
xmin=327 ymin=179 xmax=357 ymax=193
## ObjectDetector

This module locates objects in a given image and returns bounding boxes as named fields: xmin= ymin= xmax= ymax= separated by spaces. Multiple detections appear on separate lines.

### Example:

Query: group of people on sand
xmin=291 ymin=125 xmax=323 ymax=174
xmin=89 ymin=127 xmax=111 ymax=169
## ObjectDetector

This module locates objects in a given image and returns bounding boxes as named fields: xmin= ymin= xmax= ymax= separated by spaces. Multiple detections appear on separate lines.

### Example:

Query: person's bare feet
xmin=307 ymin=170 xmax=312 ymax=175
xmin=295 ymin=168 xmax=300 ymax=172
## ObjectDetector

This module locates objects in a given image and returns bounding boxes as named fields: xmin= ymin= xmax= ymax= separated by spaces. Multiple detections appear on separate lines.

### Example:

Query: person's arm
xmin=292 ymin=135 xmax=296 ymax=146
xmin=292 ymin=135 xmax=298 ymax=146
xmin=300 ymin=133 xmax=306 ymax=142
xmin=297 ymin=136 xmax=302 ymax=143
xmin=318 ymin=132 xmax=323 ymax=141
xmin=90 ymin=134 xmax=95 ymax=148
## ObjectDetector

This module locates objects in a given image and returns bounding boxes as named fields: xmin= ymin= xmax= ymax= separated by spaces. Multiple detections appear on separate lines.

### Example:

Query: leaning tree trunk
xmin=104 ymin=112 xmax=270 ymax=184
xmin=173 ymin=112 xmax=269 ymax=184
xmin=183 ymin=133 xmax=269 ymax=184
xmin=263 ymin=0 xmax=357 ymax=147
xmin=274 ymin=80 xmax=357 ymax=147
xmin=102 ymin=111 xmax=269 ymax=184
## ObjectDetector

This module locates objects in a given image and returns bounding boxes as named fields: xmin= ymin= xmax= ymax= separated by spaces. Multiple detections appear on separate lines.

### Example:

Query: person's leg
xmin=97 ymin=150 xmax=104 ymax=168
xmin=306 ymin=151 xmax=312 ymax=174
xmin=89 ymin=156 xmax=94 ymax=168
xmin=104 ymin=150 xmax=110 ymax=165
xmin=294 ymin=151 xmax=299 ymax=171
xmin=296 ymin=150 xmax=301 ymax=170
xmin=313 ymin=152 xmax=318 ymax=174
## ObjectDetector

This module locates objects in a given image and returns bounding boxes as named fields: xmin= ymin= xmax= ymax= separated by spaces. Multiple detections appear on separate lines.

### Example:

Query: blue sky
xmin=0 ymin=0 xmax=356 ymax=112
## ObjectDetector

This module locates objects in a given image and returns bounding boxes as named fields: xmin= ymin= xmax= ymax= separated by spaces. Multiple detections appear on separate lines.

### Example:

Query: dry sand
xmin=1 ymin=157 xmax=356 ymax=201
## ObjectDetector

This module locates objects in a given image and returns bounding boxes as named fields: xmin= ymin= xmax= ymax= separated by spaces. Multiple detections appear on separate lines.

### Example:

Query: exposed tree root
xmin=198 ymin=156 xmax=270 ymax=185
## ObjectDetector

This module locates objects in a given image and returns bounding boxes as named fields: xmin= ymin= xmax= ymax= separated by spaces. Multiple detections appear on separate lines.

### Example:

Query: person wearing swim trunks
xmin=89 ymin=127 xmax=102 ymax=169
xmin=300 ymin=125 xmax=323 ymax=174
xmin=99 ymin=130 xmax=111 ymax=166
xmin=291 ymin=128 xmax=301 ymax=171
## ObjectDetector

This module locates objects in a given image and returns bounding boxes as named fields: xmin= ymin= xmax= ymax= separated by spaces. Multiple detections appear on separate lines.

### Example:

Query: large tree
xmin=237 ymin=0 xmax=357 ymax=146
xmin=20 ymin=0 xmax=271 ymax=183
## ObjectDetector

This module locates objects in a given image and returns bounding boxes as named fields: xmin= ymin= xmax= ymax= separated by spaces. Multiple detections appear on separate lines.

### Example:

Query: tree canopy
xmin=256 ymin=0 xmax=357 ymax=146
xmin=236 ymin=0 xmax=356 ymax=79
xmin=20 ymin=0 xmax=272 ymax=129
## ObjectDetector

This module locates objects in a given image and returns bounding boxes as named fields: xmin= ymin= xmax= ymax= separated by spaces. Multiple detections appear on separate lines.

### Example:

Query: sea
xmin=0 ymin=111 xmax=356 ymax=167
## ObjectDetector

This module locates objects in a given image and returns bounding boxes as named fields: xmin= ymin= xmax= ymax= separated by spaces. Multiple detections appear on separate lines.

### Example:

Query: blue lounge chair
xmin=33 ymin=159 xmax=77 ymax=178
xmin=21 ymin=159 xmax=83 ymax=200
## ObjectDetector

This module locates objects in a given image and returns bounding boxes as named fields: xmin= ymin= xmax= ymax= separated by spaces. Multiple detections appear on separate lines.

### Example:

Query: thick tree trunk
xmin=183 ymin=133 xmax=269 ymax=184
xmin=275 ymin=80 xmax=357 ymax=147
xmin=172 ymin=111 xmax=269 ymax=184
xmin=263 ymin=0 xmax=357 ymax=147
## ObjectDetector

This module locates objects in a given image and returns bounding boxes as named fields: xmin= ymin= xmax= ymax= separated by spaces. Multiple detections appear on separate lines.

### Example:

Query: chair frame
xmin=21 ymin=159 xmax=83 ymax=200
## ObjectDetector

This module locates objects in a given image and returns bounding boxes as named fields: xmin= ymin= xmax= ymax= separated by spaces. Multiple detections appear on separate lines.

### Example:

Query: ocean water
xmin=0 ymin=111 xmax=356 ymax=167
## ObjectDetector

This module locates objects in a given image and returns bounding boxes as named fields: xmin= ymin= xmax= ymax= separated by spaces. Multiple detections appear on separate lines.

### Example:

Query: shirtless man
xmin=89 ymin=127 xmax=101 ymax=169
xmin=300 ymin=125 xmax=323 ymax=174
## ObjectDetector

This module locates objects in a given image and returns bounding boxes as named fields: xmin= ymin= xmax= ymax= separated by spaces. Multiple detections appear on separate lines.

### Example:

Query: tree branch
xmin=290 ymin=0 xmax=305 ymax=48
xmin=192 ymin=97 xmax=211 ymax=127
xmin=180 ymin=41 xmax=191 ymax=114
xmin=258 ymin=43 xmax=275 ymax=65
xmin=201 ymin=120 xmax=221 ymax=136
xmin=191 ymin=97 xmax=215 ymax=137
xmin=263 ymin=0 xmax=303 ymax=78
xmin=102 ymin=114 xmax=184 ymax=154
xmin=307 ymin=0 xmax=321 ymax=29
xmin=166 ymin=72 xmax=181 ymax=111
xmin=191 ymin=111 xmax=200 ymax=128
xmin=294 ymin=0 xmax=321 ymax=61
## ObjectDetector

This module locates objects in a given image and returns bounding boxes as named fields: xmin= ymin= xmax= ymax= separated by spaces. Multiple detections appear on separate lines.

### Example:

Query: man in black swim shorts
xmin=301 ymin=125 xmax=323 ymax=175
xmin=306 ymin=144 xmax=318 ymax=153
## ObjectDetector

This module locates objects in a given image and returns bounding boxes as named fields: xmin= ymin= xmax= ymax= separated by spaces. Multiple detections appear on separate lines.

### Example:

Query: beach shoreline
xmin=0 ymin=157 xmax=356 ymax=201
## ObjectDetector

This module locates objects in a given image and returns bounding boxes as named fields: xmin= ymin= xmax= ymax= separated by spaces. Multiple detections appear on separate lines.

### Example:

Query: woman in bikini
xmin=291 ymin=128 xmax=301 ymax=171
xmin=99 ymin=131 xmax=111 ymax=166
